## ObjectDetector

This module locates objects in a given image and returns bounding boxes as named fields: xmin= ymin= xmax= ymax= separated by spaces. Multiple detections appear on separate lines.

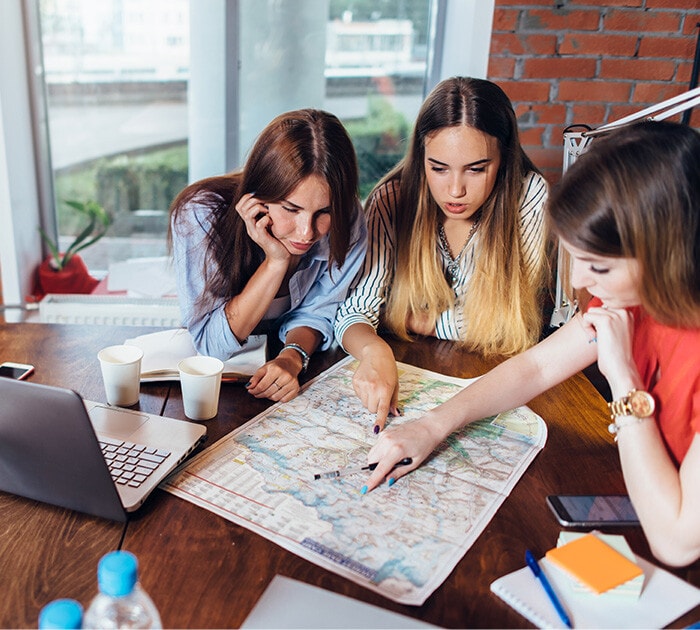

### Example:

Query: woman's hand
xmin=353 ymin=342 xmax=401 ymax=432
xmin=406 ymin=310 xmax=435 ymax=337
xmin=235 ymin=193 xmax=290 ymax=262
xmin=245 ymin=354 xmax=301 ymax=402
xmin=361 ymin=416 xmax=443 ymax=493
xmin=582 ymin=304 xmax=639 ymax=392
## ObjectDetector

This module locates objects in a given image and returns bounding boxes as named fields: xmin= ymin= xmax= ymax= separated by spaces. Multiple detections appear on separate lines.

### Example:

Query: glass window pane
xmin=39 ymin=0 xmax=190 ymax=275
xmin=38 ymin=0 xmax=431 ymax=276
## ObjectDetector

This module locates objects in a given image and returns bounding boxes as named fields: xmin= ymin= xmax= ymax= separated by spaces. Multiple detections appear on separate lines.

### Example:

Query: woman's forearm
xmin=225 ymin=258 xmax=289 ymax=342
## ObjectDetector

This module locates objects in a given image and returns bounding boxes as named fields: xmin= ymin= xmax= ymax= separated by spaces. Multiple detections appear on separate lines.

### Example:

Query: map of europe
xmin=163 ymin=357 xmax=547 ymax=605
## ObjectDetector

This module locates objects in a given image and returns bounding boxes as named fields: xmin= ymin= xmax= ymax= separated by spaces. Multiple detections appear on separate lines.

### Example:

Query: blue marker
xmin=525 ymin=549 xmax=572 ymax=628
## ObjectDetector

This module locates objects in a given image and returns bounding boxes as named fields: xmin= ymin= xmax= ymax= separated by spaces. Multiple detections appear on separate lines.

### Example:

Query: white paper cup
xmin=98 ymin=345 xmax=143 ymax=407
xmin=178 ymin=355 xmax=224 ymax=420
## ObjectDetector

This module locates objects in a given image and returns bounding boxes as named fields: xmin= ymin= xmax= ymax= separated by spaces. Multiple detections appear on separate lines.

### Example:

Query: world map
xmin=163 ymin=356 xmax=547 ymax=605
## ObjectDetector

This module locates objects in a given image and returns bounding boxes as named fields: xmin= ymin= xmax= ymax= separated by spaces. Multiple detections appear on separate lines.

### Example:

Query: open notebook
xmin=490 ymin=549 xmax=700 ymax=629
xmin=125 ymin=328 xmax=267 ymax=382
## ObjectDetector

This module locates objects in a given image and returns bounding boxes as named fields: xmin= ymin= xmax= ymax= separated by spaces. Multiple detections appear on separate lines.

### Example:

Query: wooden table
xmin=0 ymin=322 xmax=698 ymax=628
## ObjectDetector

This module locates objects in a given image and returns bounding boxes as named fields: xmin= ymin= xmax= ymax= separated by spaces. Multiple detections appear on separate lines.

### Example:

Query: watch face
xmin=629 ymin=390 xmax=655 ymax=417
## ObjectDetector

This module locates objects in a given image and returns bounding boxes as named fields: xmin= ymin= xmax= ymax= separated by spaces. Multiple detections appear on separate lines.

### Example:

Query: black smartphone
xmin=546 ymin=494 xmax=640 ymax=527
xmin=0 ymin=362 xmax=35 ymax=380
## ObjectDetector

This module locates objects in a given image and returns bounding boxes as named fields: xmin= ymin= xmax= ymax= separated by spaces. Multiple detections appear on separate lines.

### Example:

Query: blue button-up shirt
xmin=172 ymin=200 xmax=367 ymax=361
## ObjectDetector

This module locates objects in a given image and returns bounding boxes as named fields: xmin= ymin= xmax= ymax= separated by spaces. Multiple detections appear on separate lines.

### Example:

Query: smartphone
xmin=546 ymin=494 xmax=640 ymax=527
xmin=0 ymin=362 xmax=35 ymax=381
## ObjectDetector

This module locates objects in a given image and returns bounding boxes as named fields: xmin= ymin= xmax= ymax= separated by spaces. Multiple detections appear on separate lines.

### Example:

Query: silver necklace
xmin=438 ymin=218 xmax=480 ymax=286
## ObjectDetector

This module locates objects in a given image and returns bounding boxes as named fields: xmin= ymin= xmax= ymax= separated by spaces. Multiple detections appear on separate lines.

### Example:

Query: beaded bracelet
xmin=607 ymin=415 xmax=651 ymax=442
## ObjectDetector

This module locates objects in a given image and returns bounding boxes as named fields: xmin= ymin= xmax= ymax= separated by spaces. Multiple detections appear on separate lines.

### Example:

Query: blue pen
xmin=525 ymin=549 xmax=572 ymax=629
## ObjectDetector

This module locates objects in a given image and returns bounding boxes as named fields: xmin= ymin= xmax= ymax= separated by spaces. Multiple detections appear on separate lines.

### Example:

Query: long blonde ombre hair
xmin=380 ymin=77 xmax=546 ymax=355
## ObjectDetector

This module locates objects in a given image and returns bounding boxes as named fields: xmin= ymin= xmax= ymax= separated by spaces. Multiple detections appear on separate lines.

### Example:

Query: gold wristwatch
xmin=607 ymin=389 xmax=655 ymax=419
xmin=607 ymin=389 xmax=655 ymax=441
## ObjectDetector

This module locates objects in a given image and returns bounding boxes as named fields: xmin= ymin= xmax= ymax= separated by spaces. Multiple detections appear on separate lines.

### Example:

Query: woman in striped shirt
xmin=334 ymin=77 xmax=549 ymax=431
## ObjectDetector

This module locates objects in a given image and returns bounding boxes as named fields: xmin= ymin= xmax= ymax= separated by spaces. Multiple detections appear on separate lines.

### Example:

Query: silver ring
xmin=274 ymin=382 xmax=281 ymax=390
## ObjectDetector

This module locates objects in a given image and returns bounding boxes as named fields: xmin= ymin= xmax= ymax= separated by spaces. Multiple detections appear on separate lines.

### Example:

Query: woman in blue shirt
xmin=169 ymin=109 xmax=367 ymax=402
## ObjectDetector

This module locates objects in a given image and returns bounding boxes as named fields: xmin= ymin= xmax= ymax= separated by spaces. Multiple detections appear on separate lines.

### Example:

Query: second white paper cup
xmin=98 ymin=344 xmax=143 ymax=407
xmin=178 ymin=355 xmax=224 ymax=420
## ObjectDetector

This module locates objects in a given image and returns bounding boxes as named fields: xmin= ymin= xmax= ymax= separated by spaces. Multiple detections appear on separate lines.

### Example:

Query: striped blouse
xmin=334 ymin=170 xmax=548 ymax=346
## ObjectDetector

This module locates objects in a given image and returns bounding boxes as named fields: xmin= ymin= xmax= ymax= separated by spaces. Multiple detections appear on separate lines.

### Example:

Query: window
xmin=36 ymin=0 xmax=436 ymax=275
xmin=0 ymin=0 xmax=494 ymax=306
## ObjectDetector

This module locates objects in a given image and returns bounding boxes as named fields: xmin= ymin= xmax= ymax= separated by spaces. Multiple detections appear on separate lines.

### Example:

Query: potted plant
xmin=37 ymin=199 xmax=112 ymax=295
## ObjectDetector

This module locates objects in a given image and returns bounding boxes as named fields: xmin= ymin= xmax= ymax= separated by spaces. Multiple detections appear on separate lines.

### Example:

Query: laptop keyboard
xmin=99 ymin=436 xmax=171 ymax=488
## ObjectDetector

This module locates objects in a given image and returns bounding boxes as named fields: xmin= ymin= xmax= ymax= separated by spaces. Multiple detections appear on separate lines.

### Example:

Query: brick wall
xmin=488 ymin=0 xmax=700 ymax=184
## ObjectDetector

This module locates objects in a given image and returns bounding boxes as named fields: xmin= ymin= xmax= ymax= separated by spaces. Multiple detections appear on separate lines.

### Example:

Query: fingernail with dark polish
xmin=373 ymin=424 xmax=380 ymax=434
xmin=360 ymin=485 xmax=368 ymax=495
xmin=245 ymin=381 xmax=252 ymax=388
xmin=388 ymin=477 xmax=395 ymax=487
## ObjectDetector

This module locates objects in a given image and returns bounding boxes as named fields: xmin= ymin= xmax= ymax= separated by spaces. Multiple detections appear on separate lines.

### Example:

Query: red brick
xmin=676 ymin=61 xmax=696 ymax=82
xmin=497 ymin=80 xmax=552 ymax=102
xmin=682 ymin=19 xmax=700 ymax=36
xmin=526 ymin=147 xmax=566 ymax=172
xmin=600 ymin=58 xmax=677 ymax=80
xmin=575 ymin=0 xmax=643 ymax=6
xmin=633 ymin=82 xmax=690 ymax=102
xmin=526 ymin=103 xmax=568 ymax=125
xmin=560 ymin=33 xmax=639 ymax=56
xmin=490 ymin=33 xmax=557 ymax=56
xmin=603 ymin=9 xmax=683 ymax=32
xmin=524 ymin=57 xmax=597 ymax=79
xmin=609 ymin=104 xmax=650 ymax=120
xmin=521 ymin=34 xmax=559 ymax=55
xmin=638 ymin=35 xmax=696 ymax=58
xmin=519 ymin=126 xmax=545 ymax=145
xmin=490 ymin=33 xmax=526 ymax=55
xmin=646 ymin=0 xmax=700 ymax=9
xmin=558 ymin=80 xmax=632 ymax=102
xmin=570 ymin=104 xmax=608 ymax=126
xmin=523 ymin=9 xmax=600 ymax=31
xmin=492 ymin=8 xmax=519 ymax=31
xmin=487 ymin=56 xmax=516 ymax=79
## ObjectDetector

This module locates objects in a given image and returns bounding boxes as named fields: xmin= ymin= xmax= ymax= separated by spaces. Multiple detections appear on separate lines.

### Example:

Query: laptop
xmin=0 ymin=377 xmax=206 ymax=522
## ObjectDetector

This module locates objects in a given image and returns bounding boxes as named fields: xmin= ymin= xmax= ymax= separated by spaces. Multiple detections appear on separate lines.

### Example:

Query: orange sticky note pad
xmin=545 ymin=532 xmax=643 ymax=594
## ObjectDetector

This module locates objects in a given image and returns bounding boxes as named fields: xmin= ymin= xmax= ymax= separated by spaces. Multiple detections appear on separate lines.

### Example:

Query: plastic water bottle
xmin=83 ymin=551 xmax=162 ymax=629
xmin=38 ymin=598 xmax=83 ymax=629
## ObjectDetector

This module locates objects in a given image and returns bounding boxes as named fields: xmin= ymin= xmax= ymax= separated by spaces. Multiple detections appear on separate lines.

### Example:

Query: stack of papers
xmin=553 ymin=531 xmax=644 ymax=598
xmin=545 ymin=532 xmax=643 ymax=596
xmin=125 ymin=329 xmax=267 ymax=382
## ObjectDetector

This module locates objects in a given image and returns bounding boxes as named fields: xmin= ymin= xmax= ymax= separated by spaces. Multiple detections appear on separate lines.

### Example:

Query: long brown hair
xmin=169 ymin=109 xmax=359 ymax=310
xmin=548 ymin=120 xmax=700 ymax=327
xmin=380 ymin=76 xmax=546 ymax=354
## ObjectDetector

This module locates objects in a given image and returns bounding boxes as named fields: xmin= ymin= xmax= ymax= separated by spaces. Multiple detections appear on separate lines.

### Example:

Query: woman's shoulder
xmin=521 ymin=170 xmax=548 ymax=197
xmin=518 ymin=170 xmax=548 ymax=215
xmin=365 ymin=177 xmax=400 ymax=214
xmin=175 ymin=175 xmax=237 ymax=217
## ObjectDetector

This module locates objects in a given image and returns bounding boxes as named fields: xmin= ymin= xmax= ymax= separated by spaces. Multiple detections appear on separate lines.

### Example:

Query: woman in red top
xmin=363 ymin=121 xmax=700 ymax=567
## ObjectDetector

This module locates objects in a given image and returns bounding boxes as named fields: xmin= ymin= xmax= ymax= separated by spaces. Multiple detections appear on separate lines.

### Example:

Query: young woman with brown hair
xmin=170 ymin=109 xmax=367 ymax=402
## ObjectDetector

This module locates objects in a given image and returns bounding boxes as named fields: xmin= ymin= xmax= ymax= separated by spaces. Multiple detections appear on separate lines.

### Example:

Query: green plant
xmin=39 ymin=199 xmax=112 ymax=270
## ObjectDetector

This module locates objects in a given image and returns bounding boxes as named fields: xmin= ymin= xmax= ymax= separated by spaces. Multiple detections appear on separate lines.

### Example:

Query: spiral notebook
xmin=490 ymin=552 xmax=700 ymax=629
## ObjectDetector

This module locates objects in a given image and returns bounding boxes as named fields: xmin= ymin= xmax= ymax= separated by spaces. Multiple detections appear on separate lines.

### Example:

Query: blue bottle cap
xmin=38 ymin=599 xmax=83 ymax=629
xmin=97 ymin=550 xmax=138 ymax=598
